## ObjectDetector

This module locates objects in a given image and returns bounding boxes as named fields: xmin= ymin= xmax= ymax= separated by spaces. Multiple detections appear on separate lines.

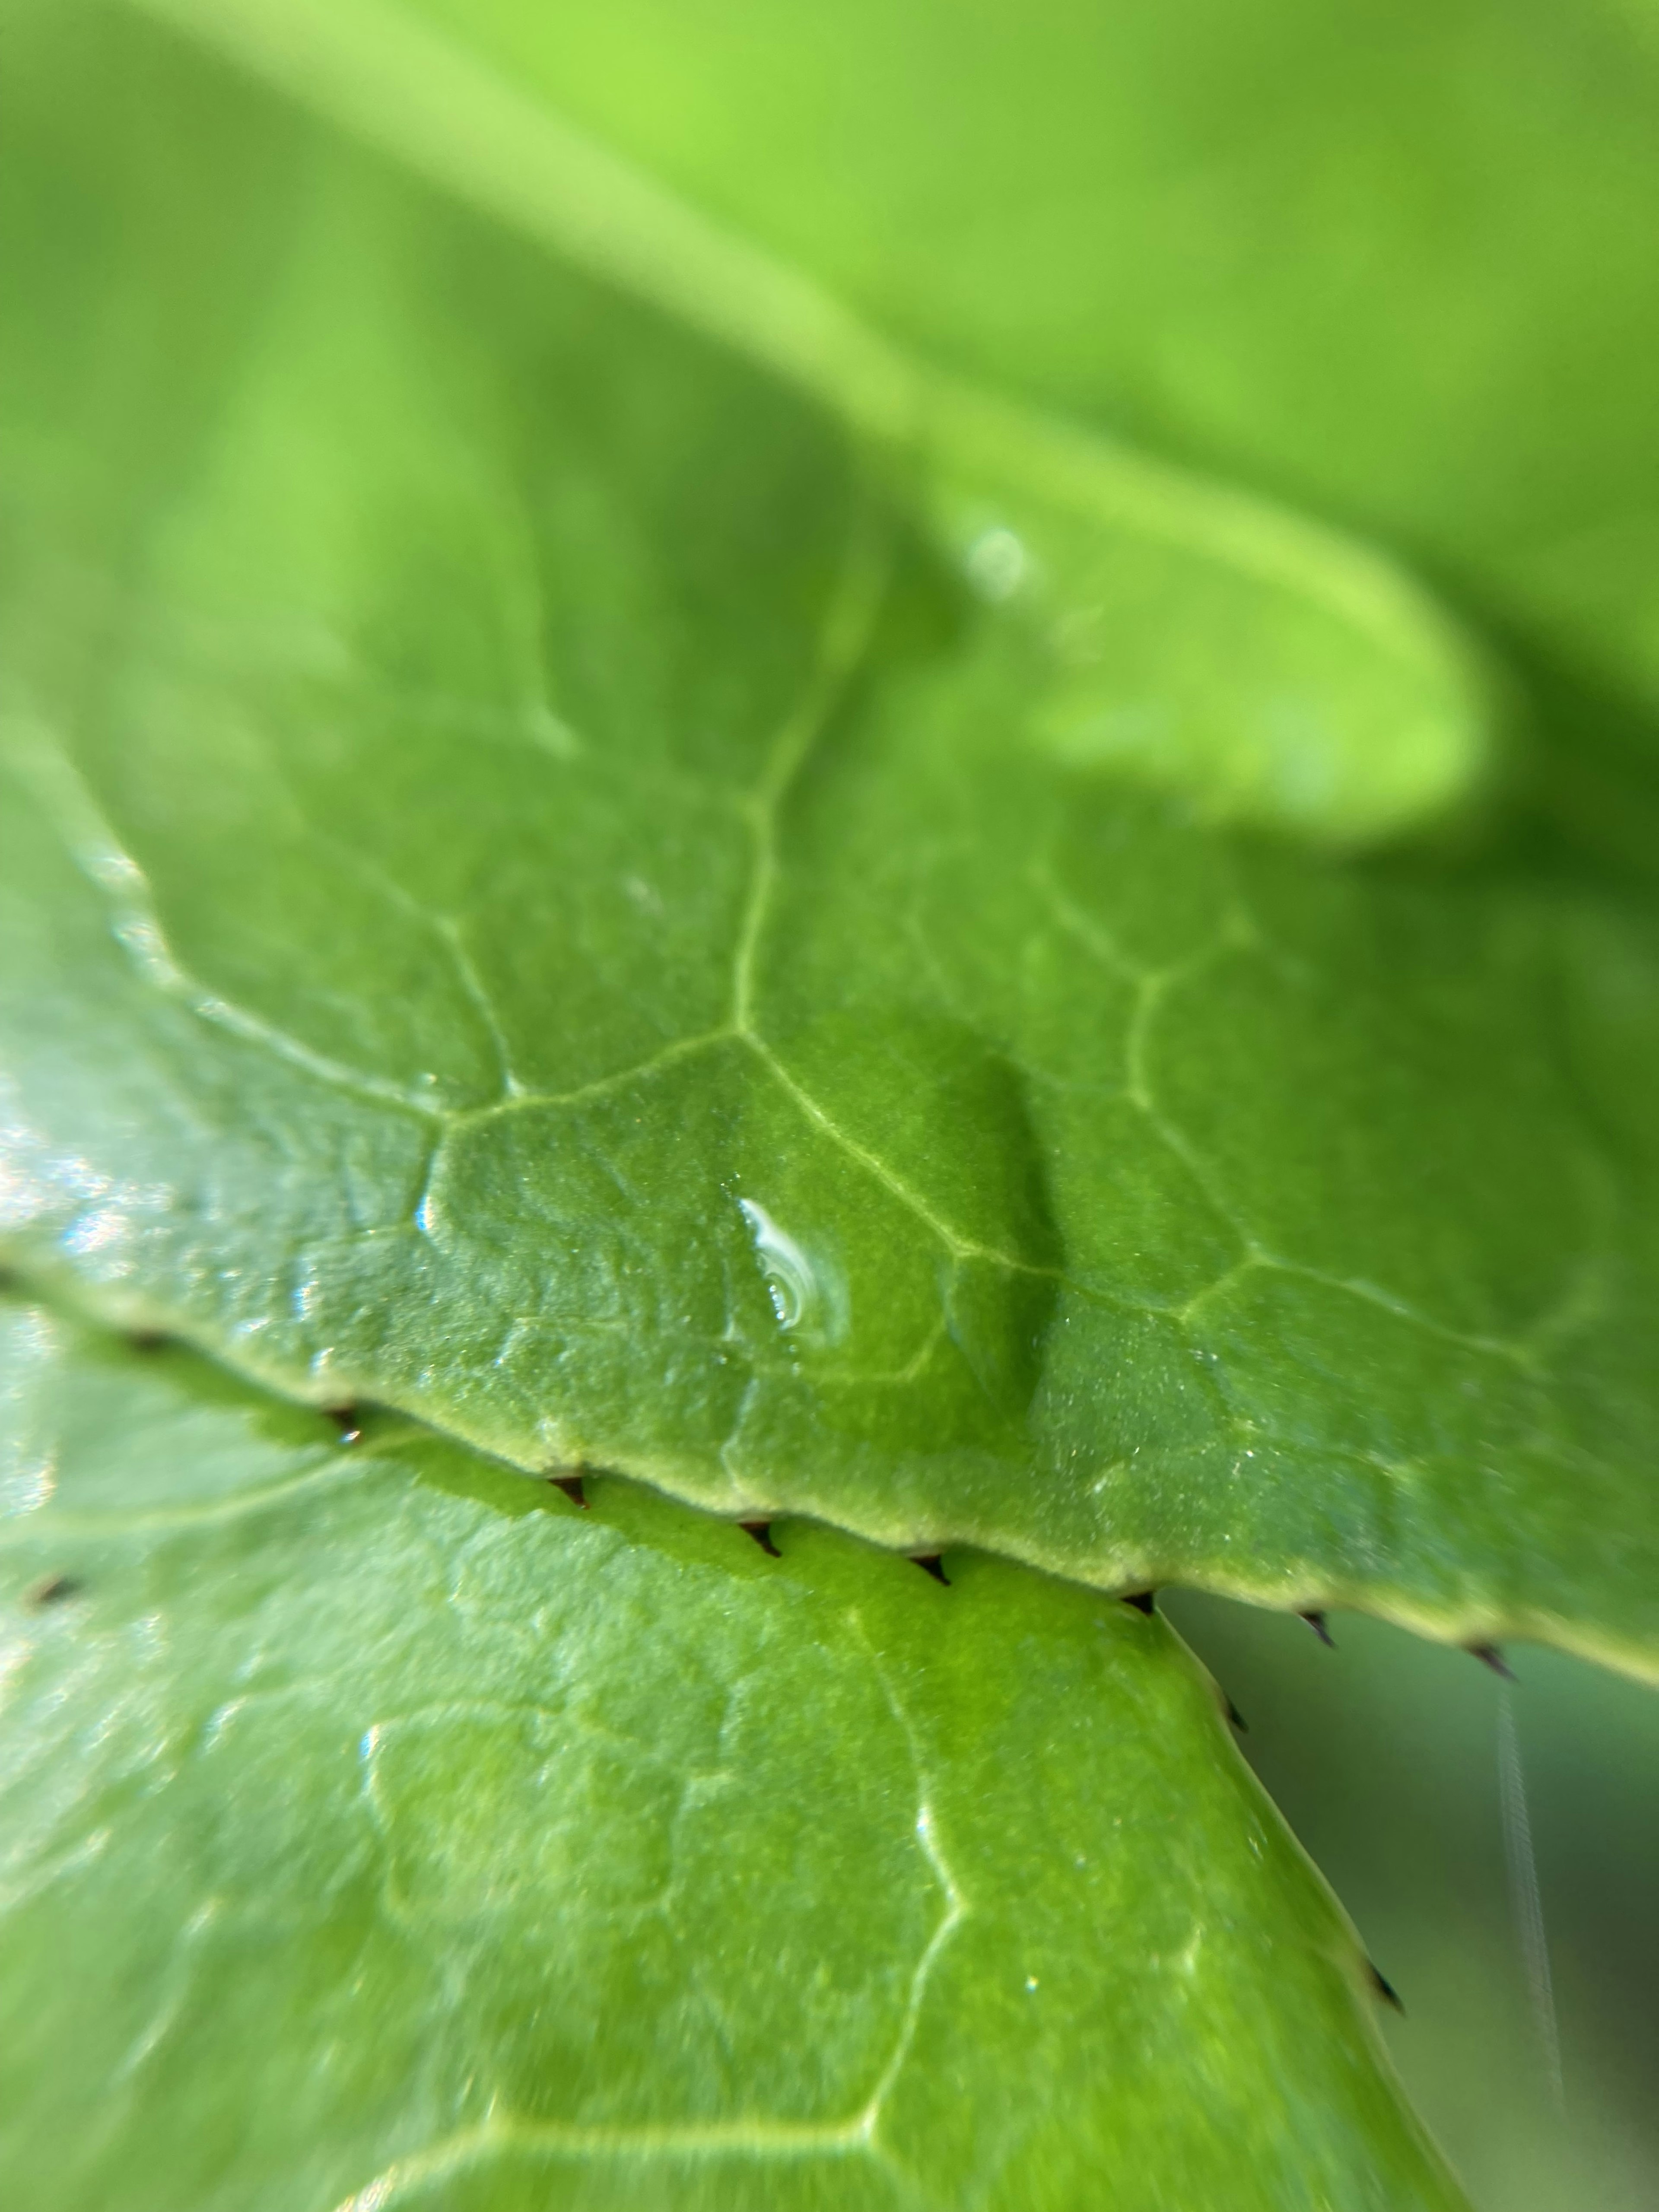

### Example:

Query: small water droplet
xmin=525 ymin=705 xmax=580 ymax=757
xmin=965 ymin=524 xmax=1030 ymax=602
xmin=736 ymin=1198 xmax=847 ymax=1346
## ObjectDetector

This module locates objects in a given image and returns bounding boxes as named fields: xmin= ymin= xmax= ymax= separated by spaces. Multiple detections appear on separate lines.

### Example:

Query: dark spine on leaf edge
xmin=1369 ymin=1963 xmax=1405 ymax=2013
xmin=26 ymin=1573 xmax=79 ymax=1608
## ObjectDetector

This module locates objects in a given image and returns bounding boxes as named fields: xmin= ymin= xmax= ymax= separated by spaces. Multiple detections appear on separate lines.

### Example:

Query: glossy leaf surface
xmin=0 ymin=0 xmax=1657 ymax=1677
xmin=0 ymin=1297 xmax=1462 ymax=2211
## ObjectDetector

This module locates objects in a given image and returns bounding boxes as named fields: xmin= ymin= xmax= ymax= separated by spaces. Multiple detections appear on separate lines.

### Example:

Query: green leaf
xmin=128 ymin=0 xmax=1506 ymax=854
xmin=2 ymin=0 xmax=1658 ymax=1678
xmin=401 ymin=0 xmax=1659 ymax=745
xmin=418 ymin=0 xmax=1659 ymax=879
xmin=0 ymin=1295 xmax=1463 ymax=2210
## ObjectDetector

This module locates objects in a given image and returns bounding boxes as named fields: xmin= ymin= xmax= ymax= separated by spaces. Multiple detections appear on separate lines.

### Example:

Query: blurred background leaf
xmin=410 ymin=0 xmax=1659 ymax=856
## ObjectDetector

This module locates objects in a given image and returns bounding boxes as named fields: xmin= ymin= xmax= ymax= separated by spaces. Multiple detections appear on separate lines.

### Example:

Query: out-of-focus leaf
xmin=405 ymin=0 xmax=1659 ymax=750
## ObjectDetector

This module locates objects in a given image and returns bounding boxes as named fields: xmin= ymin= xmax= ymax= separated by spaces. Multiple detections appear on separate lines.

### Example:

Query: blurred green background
xmin=1167 ymin=1596 xmax=1659 ymax=2211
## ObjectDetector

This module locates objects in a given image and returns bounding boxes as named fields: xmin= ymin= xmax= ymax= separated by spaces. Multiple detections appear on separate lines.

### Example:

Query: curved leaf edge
xmin=9 ymin=1258 xmax=1652 ymax=1691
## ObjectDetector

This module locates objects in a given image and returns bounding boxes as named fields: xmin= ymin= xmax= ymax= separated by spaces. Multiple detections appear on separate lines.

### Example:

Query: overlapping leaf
xmin=0 ymin=1297 xmax=1463 ymax=2210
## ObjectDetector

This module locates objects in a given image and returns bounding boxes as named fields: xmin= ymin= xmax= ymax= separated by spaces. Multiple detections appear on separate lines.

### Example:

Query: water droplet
xmin=525 ymin=704 xmax=580 ymax=758
xmin=965 ymin=524 xmax=1030 ymax=602
xmin=736 ymin=1198 xmax=847 ymax=1346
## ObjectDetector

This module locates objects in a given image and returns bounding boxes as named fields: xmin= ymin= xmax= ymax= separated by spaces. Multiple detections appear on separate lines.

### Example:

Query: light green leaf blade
xmin=407 ymin=0 xmax=1659 ymax=874
xmin=2 ymin=0 xmax=1658 ymax=1678
xmin=0 ymin=1296 xmax=1463 ymax=2211
xmin=127 ymin=0 xmax=1505 ymax=854
xmin=395 ymin=0 xmax=1659 ymax=763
